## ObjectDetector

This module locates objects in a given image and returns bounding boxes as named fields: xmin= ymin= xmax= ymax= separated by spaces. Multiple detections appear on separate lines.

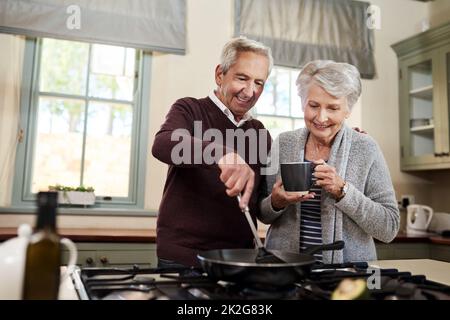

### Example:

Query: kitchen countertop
xmin=1 ymin=228 xmax=449 ymax=245
xmin=59 ymin=259 xmax=450 ymax=300
xmin=369 ymin=259 xmax=450 ymax=286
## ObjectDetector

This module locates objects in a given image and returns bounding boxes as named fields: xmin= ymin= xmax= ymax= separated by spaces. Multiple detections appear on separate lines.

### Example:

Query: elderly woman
xmin=258 ymin=60 xmax=399 ymax=264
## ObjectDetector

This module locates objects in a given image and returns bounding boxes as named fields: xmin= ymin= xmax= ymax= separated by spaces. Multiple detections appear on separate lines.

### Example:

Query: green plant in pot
xmin=48 ymin=185 xmax=96 ymax=206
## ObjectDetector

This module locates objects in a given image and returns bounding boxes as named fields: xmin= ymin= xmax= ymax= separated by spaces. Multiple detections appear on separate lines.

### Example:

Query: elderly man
xmin=152 ymin=37 xmax=273 ymax=268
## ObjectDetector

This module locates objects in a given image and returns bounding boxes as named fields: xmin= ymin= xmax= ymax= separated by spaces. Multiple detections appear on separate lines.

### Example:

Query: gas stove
xmin=71 ymin=262 xmax=450 ymax=300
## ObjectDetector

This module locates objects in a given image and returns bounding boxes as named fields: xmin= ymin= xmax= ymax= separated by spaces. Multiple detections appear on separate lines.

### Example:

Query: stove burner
xmin=72 ymin=262 xmax=450 ymax=300
xmin=239 ymin=285 xmax=297 ymax=300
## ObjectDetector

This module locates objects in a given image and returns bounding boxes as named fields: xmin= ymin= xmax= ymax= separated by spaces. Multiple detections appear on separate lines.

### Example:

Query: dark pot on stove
xmin=197 ymin=241 xmax=344 ymax=287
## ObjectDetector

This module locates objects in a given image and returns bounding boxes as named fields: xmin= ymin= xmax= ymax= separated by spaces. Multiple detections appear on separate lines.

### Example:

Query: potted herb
xmin=48 ymin=185 xmax=96 ymax=206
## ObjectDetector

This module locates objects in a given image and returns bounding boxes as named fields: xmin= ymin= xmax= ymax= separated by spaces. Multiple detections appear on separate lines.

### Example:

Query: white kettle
xmin=0 ymin=224 xmax=77 ymax=299
xmin=406 ymin=204 xmax=434 ymax=235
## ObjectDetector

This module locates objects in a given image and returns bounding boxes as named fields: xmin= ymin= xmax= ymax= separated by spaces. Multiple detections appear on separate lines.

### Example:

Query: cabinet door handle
xmin=85 ymin=257 xmax=94 ymax=265
xmin=442 ymin=152 xmax=449 ymax=157
xmin=434 ymin=152 xmax=443 ymax=157
xmin=100 ymin=256 xmax=109 ymax=264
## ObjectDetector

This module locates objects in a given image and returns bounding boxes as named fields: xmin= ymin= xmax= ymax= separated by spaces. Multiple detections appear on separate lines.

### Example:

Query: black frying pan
xmin=197 ymin=241 xmax=344 ymax=287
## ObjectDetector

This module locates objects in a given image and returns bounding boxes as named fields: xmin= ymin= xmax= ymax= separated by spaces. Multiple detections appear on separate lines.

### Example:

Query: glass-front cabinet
xmin=393 ymin=23 xmax=450 ymax=170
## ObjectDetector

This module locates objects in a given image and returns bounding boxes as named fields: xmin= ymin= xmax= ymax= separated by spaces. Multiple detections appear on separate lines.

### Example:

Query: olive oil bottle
xmin=22 ymin=192 xmax=61 ymax=300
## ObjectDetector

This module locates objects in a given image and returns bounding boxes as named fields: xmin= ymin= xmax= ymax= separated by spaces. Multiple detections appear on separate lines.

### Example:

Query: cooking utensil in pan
xmin=236 ymin=194 xmax=283 ymax=263
xmin=197 ymin=241 xmax=344 ymax=287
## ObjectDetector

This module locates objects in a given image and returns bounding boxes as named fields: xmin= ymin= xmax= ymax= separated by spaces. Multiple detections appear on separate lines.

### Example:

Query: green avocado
xmin=331 ymin=278 xmax=370 ymax=300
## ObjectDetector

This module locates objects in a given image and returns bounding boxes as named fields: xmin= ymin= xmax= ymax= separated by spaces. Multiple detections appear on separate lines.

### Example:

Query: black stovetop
xmin=71 ymin=262 xmax=450 ymax=300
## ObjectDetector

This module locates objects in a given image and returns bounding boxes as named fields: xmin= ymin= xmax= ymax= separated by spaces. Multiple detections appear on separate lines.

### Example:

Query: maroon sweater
xmin=152 ymin=97 xmax=271 ymax=267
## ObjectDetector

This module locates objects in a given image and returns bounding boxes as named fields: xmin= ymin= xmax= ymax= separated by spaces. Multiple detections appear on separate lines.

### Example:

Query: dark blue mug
xmin=280 ymin=162 xmax=315 ymax=195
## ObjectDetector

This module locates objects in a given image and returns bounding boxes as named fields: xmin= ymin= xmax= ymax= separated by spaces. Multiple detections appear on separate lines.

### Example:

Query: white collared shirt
xmin=208 ymin=90 xmax=253 ymax=127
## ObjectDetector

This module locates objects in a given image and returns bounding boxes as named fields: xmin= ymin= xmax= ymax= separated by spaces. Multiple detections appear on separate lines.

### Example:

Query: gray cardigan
xmin=259 ymin=125 xmax=400 ymax=263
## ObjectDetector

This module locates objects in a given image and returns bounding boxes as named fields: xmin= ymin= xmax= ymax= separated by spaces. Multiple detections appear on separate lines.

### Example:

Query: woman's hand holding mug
xmin=270 ymin=178 xmax=316 ymax=210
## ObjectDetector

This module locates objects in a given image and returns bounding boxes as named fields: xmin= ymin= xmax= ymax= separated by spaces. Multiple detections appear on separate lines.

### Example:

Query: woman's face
xmin=303 ymin=83 xmax=351 ymax=142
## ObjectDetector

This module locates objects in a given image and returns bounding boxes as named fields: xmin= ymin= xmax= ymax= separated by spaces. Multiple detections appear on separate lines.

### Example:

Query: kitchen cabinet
xmin=65 ymin=242 xmax=448 ymax=266
xmin=375 ymin=243 xmax=430 ymax=260
xmin=392 ymin=22 xmax=450 ymax=170
xmin=376 ymin=242 xmax=450 ymax=262
xmin=63 ymin=242 xmax=449 ymax=266
xmin=430 ymin=244 xmax=450 ymax=262
xmin=61 ymin=242 xmax=157 ymax=268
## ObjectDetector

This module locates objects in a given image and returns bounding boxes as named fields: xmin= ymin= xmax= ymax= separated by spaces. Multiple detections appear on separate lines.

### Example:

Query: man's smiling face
xmin=215 ymin=51 xmax=270 ymax=121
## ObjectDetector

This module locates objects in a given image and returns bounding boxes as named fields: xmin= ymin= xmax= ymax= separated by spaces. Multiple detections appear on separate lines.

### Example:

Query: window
xmin=254 ymin=66 xmax=304 ymax=139
xmin=13 ymin=38 xmax=151 ymax=209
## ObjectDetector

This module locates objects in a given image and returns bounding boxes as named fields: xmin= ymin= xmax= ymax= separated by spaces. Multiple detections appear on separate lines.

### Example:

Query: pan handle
xmin=303 ymin=241 xmax=345 ymax=256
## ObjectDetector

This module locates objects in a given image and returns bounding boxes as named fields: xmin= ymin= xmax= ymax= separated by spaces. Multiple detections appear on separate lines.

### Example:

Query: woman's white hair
xmin=220 ymin=36 xmax=273 ymax=75
xmin=296 ymin=60 xmax=362 ymax=111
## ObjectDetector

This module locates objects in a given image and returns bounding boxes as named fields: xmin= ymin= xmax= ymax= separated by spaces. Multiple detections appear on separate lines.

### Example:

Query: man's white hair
xmin=220 ymin=36 xmax=273 ymax=75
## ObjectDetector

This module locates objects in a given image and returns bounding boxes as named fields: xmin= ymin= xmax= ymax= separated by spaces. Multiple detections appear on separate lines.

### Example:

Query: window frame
xmin=253 ymin=65 xmax=305 ymax=137
xmin=12 ymin=37 xmax=151 ymax=211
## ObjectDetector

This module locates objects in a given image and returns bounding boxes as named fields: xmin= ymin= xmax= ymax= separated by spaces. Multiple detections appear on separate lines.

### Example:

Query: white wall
xmin=361 ymin=0 xmax=433 ymax=207
xmin=2 ymin=0 xmax=447 ymax=229
xmin=429 ymin=0 xmax=450 ymax=28
xmin=0 ymin=34 xmax=24 ymax=206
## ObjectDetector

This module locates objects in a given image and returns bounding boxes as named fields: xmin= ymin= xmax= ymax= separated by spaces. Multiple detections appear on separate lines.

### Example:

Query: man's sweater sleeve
xmin=151 ymin=99 xmax=233 ymax=168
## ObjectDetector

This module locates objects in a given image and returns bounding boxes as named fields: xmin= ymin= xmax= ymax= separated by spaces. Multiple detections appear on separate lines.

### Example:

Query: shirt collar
xmin=209 ymin=90 xmax=252 ymax=127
